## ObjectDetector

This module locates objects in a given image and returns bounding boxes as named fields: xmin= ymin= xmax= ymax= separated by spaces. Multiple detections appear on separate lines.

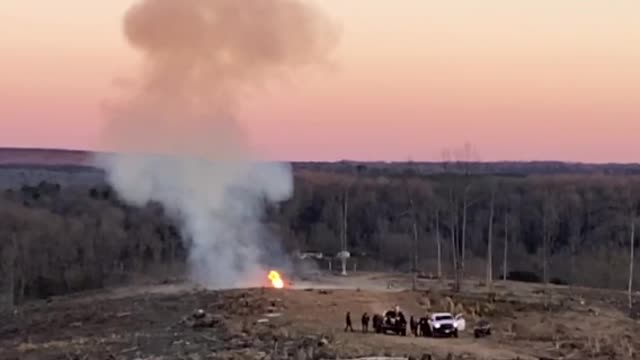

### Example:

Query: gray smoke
xmin=94 ymin=0 xmax=337 ymax=288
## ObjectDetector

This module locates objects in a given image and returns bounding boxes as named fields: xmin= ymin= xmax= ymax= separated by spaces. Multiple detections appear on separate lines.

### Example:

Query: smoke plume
xmin=95 ymin=0 xmax=337 ymax=288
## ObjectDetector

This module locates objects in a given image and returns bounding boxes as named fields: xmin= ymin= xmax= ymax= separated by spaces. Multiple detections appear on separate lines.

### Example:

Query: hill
xmin=2 ymin=274 xmax=639 ymax=360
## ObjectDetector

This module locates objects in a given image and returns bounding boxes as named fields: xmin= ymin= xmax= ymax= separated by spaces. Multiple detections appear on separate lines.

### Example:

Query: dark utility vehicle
xmin=474 ymin=319 xmax=492 ymax=338
xmin=373 ymin=310 xmax=407 ymax=336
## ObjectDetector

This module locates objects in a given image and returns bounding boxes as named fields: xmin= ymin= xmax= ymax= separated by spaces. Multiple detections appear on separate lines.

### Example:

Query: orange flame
xmin=268 ymin=270 xmax=284 ymax=289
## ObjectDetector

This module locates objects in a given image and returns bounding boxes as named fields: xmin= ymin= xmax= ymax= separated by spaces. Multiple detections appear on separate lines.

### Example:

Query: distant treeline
xmin=295 ymin=161 xmax=640 ymax=176
xmin=1 ymin=164 xmax=640 ymax=305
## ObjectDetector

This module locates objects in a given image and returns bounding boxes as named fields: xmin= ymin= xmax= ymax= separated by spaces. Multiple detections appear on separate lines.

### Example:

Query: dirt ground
xmin=1 ymin=272 xmax=639 ymax=360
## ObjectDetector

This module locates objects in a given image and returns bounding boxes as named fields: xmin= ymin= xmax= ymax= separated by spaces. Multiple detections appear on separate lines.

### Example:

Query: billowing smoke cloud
xmin=95 ymin=0 xmax=337 ymax=288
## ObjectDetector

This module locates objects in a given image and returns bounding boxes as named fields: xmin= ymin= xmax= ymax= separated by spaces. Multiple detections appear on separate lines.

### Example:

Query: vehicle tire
xmin=401 ymin=329 xmax=406 ymax=336
xmin=453 ymin=330 xmax=458 ymax=338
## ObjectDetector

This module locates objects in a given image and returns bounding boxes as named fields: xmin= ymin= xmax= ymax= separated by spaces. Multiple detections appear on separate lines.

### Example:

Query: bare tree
xmin=403 ymin=176 xmax=433 ymax=291
xmin=502 ymin=212 xmax=509 ymax=281
xmin=542 ymin=202 xmax=550 ymax=285
xmin=440 ymin=149 xmax=459 ymax=290
xmin=434 ymin=208 xmax=443 ymax=280
xmin=410 ymin=209 xmax=419 ymax=291
xmin=565 ymin=189 xmax=583 ymax=291
xmin=376 ymin=218 xmax=389 ymax=270
xmin=626 ymin=182 xmax=638 ymax=313
xmin=458 ymin=143 xmax=476 ymax=280
xmin=540 ymin=188 xmax=558 ymax=285
xmin=340 ymin=188 xmax=349 ymax=276
xmin=486 ymin=182 xmax=496 ymax=291
xmin=448 ymin=188 xmax=461 ymax=292
xmin=501 ymin=185 xmax=518 ymax=282
xmin=461 ymin=185 xmax=472 ymax=279
xmin=440 ymin=144 xmax=477 ymax=292
xmin=629 ymin=213 xmax=636 ymax=313
xmin=3 ymin=233 xmax=18 ymax=308
xmin=404 ymin=178 xmax=420 ymax=291
xmin=538 ymin=183 xmax=559 ymax=308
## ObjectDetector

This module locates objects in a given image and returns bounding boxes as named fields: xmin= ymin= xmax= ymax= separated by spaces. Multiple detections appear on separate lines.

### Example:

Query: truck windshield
xmin=435 ymin=315 xmax=453 ymax=321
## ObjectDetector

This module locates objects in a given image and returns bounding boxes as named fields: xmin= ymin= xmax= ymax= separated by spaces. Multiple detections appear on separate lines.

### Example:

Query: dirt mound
xmin=1 ymin=277 xmax=639 ymax=360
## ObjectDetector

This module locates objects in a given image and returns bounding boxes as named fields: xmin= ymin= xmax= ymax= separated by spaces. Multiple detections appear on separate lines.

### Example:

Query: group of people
xmin=343 ymin=311 xmax=371 ymax=332
xmin=344 ymin=305 xmax=409 ymax=334
xmin=343 ymin=307 xmax=432 ymax=337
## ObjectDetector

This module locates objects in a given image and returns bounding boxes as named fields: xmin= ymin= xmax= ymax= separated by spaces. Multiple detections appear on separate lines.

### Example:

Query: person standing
xmin=361 ymin=312 xmax=370 ymax=332
xmin=345 ymin=311 xmax=354 ymax=332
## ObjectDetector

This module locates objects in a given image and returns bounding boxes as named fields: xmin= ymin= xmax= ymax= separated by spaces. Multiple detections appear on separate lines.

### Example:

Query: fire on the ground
xmin=268 ymin=270 xmax=284 ymax=289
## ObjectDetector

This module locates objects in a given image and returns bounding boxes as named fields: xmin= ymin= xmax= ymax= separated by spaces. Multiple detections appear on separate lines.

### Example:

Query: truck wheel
xmin=401 ymin=329 xmax=406 ymax=336
xmin=453 ymin=330 xmax=458 ymax=338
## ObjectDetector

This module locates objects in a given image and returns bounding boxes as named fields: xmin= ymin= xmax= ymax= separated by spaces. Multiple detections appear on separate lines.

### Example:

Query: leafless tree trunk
xmin=569 ymin=236 xmax=577 ymax=292
xmin=539 ymin=189 xmax=557 ymax=288
xmin=570 ymin=240 xmax=575 ymax=286
xmin=458 ymin=143 xmax=476 ymax=281
xmin=486 ymin=187 xmax=495 ymax=291
xmin=541 ymin=194 xmax=557 ymax=309
xmin=567 ymin=202 xmax=581 ymax=292
xmin=341 ymin=189 xmax=349 ymax=276
xmin=503 ymin=213 xmax=509 ymax=281
xmin=435 ymin=209 xmax=442 ymax=280
xmin=402 ymin=177 xmax=421 ymax=291
xmin=461 ymin=193 xmax=468 ymax=279
xmin=542 ymin=211 xmax=548 ymax=285
xmin=378 ymin=231 xmax=383 ymax=270
xmin=629 ymin=215 xmax=636 ymax=313
xmin=449 ymin=189 xmax=460 ymax=292
xmin=6 ymin=233 xmax=17 ymax=307
xmin=411 ymin=218 xmax=419 ymax=291
xmin=405 ymin=182 xmax=419 ymax=291
xmin=377 ymin=218 xmax=389 ymax=270
xmin=460 ymin=184 xmax=476 ymax=286
xmin=14 ymin=234 xmax=25 ymax=305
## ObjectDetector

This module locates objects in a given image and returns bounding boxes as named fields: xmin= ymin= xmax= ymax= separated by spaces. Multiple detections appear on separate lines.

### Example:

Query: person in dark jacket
xmin=361 ymin=312 xmax=370 ymax=332
xmin=372 ymin=314 xmax=382 ymax=333
xmin=410 ymin=316 xmax=417 ymax=336
xmin=345 ymin=311 xmax=354 ymax=332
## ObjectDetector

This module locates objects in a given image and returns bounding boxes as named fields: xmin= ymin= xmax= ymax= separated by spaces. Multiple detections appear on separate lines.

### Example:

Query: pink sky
xmin=1 ymin=0 xmax=639 ymax=162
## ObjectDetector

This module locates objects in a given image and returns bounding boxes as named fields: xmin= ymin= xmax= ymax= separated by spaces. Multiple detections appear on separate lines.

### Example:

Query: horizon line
xmin=0 ymin=146 xmax=638 ymax=166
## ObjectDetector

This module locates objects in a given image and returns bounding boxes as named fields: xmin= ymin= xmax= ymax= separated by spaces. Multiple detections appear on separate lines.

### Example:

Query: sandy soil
xmin=1 ymin=272 xmax=639 ymax=360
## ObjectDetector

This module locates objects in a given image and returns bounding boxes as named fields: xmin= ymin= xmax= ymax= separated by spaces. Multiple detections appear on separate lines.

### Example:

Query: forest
xmin=0 ymin=164 xmax=639 ymax=306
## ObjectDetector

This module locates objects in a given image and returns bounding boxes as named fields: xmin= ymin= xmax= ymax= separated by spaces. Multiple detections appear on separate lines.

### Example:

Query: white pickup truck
xmin=422 ymin=312 xmax=465 ymax=338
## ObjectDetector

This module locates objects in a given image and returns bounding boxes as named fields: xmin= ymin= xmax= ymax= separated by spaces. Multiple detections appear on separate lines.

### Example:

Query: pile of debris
xmin=209 ymin=292 xmax=287 ymax=318
xmin=473 ymin=319 xmax=491 ymax=338
xmin=181 ymin=309 xmax=223 ymax=329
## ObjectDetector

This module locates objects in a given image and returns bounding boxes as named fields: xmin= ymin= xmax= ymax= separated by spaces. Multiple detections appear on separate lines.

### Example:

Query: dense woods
xmin=1 ymin=165 xmax=639 ymax=307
